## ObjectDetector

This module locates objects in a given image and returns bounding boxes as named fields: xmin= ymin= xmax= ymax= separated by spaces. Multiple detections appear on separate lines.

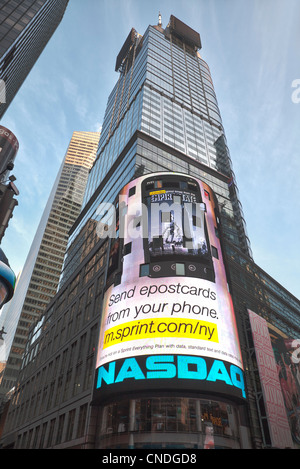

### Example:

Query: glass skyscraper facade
xmin=0 ymin=15 xmax=299 ymax=450
xmin=0 ymin=0 xmax=69 ymax=119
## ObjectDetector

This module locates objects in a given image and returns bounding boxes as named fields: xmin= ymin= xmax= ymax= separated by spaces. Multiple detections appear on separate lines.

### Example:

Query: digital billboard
xmin=0 ymin=126 xmax=19 ymax=177
xmin=249 ymin=309 xmax=300 ymax=447
xmin=94 ymin=173 xmax=245 ymax=403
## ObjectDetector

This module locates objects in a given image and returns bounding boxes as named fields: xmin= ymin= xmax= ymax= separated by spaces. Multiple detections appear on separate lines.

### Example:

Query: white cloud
xmin=62 ymin=75 xmax=89 ymax=120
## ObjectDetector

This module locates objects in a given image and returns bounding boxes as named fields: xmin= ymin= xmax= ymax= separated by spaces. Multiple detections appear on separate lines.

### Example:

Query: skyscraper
xmin=69 ymin=15 xmax=251 ymax=284
xmin=0 ymin=15 xmax=299 ymax=450
xmin=0 ymin=0 xmax=69 ymax=119
xmin=0 ymin=131 xmax=100 ymax=402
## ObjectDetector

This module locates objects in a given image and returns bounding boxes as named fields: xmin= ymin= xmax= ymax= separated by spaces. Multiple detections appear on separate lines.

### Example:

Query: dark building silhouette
xmin=0 ymin=0 xmax=69 ymax=119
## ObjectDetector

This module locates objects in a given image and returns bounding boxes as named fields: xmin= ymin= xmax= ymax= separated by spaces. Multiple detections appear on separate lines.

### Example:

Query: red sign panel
xmin=248 ymin=310 xmax=293 ymax=448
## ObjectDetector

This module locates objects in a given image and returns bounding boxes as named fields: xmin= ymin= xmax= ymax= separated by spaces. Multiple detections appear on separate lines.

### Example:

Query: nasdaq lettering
xmin=96 ymin=355 xmax=246 ymax=399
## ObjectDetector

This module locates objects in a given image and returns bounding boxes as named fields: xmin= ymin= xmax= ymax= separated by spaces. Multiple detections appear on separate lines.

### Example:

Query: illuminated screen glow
xmin=94 ymin=173 xmax=245 ymax=402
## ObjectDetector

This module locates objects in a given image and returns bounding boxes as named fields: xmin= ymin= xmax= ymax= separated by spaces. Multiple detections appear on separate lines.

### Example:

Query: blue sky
xmin=0 ymin=0 xmax=300 ymax=300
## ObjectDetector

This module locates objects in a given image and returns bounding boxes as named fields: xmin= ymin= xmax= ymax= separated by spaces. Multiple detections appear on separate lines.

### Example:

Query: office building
xmin=0 ymin=15 xmax=299 ymax=450
xmin=0 ymin=0 xmax=69 ymax=119
xmin=0 ymin=131 xmax=100 ymax=403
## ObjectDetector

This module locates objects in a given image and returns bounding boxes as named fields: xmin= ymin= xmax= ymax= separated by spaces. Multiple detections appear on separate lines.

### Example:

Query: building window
xmin=77 ymin=404 xmax=88 ymax=439
xmin=65 ymin=409 xmax=76 ymax=442
xmin=39 ymin=422 xmax=47 ymax=449
xmin=46 ymin=419 xmax=56 ymax=448
xmin=99 ymin=397 xmax=241 ymax=449
xmin=55 ymin=414 xmax=65 ymax=445
xmin=73 ymin=363 xmax=83 ymax=396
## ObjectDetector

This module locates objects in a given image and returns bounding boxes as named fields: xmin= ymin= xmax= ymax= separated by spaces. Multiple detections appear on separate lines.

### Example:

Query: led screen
xmin=146 ymin=188 xmax=208 ymax=259
xmin=94 ymin=173 xmax=245 ymax=403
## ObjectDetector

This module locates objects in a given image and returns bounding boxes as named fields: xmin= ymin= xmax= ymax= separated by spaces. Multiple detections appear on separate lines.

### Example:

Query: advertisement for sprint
xmin=94 ymin=173 xmax=245 ymax=402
